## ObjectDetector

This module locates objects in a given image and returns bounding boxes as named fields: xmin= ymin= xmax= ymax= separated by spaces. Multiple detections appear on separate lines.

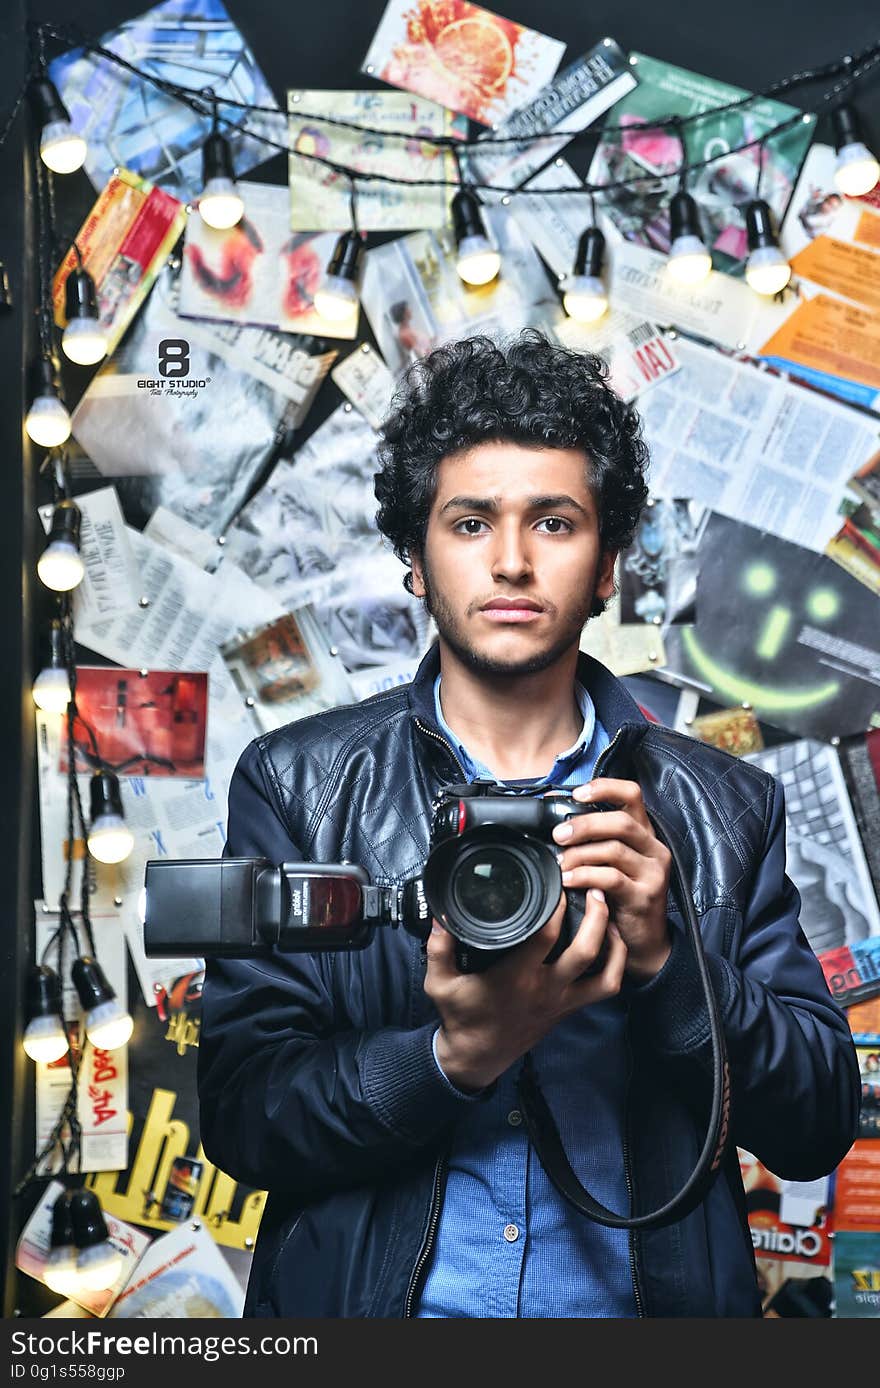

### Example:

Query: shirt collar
xmin=433 ymin=673 xmax=597 ymax=782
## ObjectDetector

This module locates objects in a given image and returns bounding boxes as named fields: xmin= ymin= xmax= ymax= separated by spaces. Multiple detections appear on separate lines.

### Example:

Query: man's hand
xmin=552 ymin=777 xmax=672 ymax=982
xmin=425 ymin=888 xmax=627 ymax=1093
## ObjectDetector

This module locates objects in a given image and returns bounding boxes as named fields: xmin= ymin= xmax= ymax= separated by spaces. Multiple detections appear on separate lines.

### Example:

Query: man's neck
xmin=436 ymin=640 xmax=583 ymax=781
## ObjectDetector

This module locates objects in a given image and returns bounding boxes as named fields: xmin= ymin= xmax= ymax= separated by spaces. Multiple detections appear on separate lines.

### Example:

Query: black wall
xmin=3 ymin=0 xmax=879 ymax=1314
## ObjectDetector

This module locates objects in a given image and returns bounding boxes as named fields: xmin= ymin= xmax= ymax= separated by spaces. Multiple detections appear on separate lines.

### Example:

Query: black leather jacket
xmin=198 ymin=647 xmax=860 ymax=1318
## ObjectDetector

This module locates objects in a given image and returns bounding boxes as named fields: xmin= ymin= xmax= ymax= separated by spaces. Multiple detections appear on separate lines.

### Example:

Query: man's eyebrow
xmin=438 ymin=494 xmax=591 ymax=517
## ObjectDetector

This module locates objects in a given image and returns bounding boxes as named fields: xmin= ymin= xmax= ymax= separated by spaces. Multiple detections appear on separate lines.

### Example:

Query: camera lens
xmin=454 ymin=848 xmax=528 ymax=924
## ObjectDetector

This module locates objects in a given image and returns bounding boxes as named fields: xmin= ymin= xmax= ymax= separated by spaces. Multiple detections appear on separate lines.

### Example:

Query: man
xmin=199 ymin=330 xmax=859 ymax=1318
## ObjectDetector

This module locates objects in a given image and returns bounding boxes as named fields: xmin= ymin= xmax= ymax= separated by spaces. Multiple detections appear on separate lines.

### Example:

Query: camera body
xmin=423 ymin=782 xmax=606 ymax=972
xmin=143 ymin=782 xmax=610 ymax=974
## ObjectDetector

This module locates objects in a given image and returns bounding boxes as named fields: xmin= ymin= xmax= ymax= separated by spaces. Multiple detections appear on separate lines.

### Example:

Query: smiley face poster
xmin=660 ymin=513 xmax=880 ymax=741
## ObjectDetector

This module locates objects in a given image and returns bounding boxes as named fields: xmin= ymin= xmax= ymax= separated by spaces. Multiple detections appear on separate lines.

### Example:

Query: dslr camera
xmin=144 ymin=781 xmax=609 ymax=973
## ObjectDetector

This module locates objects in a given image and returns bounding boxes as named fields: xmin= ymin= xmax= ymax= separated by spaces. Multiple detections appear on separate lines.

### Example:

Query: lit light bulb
xmin=451 ymin=189 xmax=501 ymax=286
xmin=62 ymin=270 xmax=109 ymax=365
xmin=72 ymin=956 xmax=134 ymax=1052
xmin=45 ymin=1191 xmax=78 ymax=1296
xmin=32 ymin=79 xmax=87 ymax=175
xmin=44 ymin=1243 xmax=79 ymax=1295
xmin=40 ymin=122 xmax=87 ymax=175
xmin=832 ymin=105 xmax=880 ymax=198
xmin=562 ymin=275 xmax=608 ymax=323
xmin=667 ymin=236 xmax=712 ymax=284
xmin=744 ymin=200 xmax=791 ymax=296
xmin=23 ymin=965 xmax=69 ymax=1064
xmin=87 ymin=817 xmax=134 ymax=865
xmin=23 ymin=1014 xmax=70 ymax=1064
xmin=199 ymin=178 xmax=245 ymax=230
xmin=37 ymin=501 xmax=84 ymax=593
xmin=314 ymin=231 xmax=364 ymax=325
xmin=667 ymin=191 xmax=712 ymax=285
xmin=87 ymin=771 xmax=134 ymax=864
xmin=85 ymin=999 xmax=134 ymax=1050
xmin=76 ymin=1240 xmax=124 ymax=1292
xmin=32 ymin=624 xmax=71 ymax=716
xmin=562 ymin=227 xmax=608 ymax=322
xmin=32 ymin=667 xmax=72 ymax=714
xmin=68 ymin=1190 xmax=123 ymax=1293
xmin=199 ymin=130 xmax=243 ymax=229
xmin=25 ymin=390 xmax=71 ymax=449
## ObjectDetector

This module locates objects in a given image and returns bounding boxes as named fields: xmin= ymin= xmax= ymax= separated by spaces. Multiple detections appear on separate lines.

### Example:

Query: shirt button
xmin=503 ymin=1223 xmax=519 ymax=1243
xmin=507 ymin=1109 xmax=522 ymax=1127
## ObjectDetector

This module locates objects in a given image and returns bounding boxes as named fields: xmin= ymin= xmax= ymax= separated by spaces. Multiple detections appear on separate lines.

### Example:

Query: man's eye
xmin=455 ymin=518 xmax=488 ymax=535
xmin=536 ymin=517 xmax=572 ymax=534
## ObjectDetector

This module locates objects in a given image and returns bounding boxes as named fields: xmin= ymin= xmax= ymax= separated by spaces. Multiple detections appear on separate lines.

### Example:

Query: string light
xmin=61 ymin=261 xmax=107 ymax=366
xmin=744 ymin=199 xmax=791 ymax=295
xmin=314 ymin=230 xmax=364 ymax=325
xmin=22 ymin=964 xmax=69 ymax=1063
xmin=31 ymin=76 xmax=86 ymax=175
xmin=71 ymin=955 xmax=133 ymax=1050
xmin=25 ymin=358 xmax=71 ymax=449
xmin=44 ymin=1191 xmax=79 ymax=1295
xmin=37 ymin=499 xmax=84 ymax=593
xmin=667 ymin=190 xmax=712 ymax=285
xmin=68 ymin=1189 xmax=123 ymax=1292
xmin=198 ymin=93 xmax=244 ymax=230
xmin=86 ymin=771 xmax=134 ymax=865
xmin=32 ymin=618 xmax=73 ymax=713
xmin=562 ymin=225 xmax=609 ymax=323
xmin=451 ymin=188 xmax=500 ymax=286
xmin=832 ymin=104 xmax=880 ymax=196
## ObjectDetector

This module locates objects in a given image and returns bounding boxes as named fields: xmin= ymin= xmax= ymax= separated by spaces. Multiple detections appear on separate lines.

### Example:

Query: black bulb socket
xmin=31 ymin=77 xmax=71 ymax=129
xmin=670 ymin=190 xmax=703 ymax=242
xmin=573 ymin=226 xmax=605 ymax=278
xmin=65 ymin=266 xmax=99 ymax=323
xmin=68 ymin=1189 xmax=110 ymax=1251
xmin=326 ymin=230 xmax=364 ymax=282
xmin=47 ymin=500 xmax=82 ymax=550
xmin=27 ymin=964 xmax=63 ymax=1021
xmin=451 ymin=188 xmax=487 ymax=244
xmin=71 ymin=955 xmax=116 ymax=1013
xmin=89 ymin=769 xmax=125 ymax=822
xmin=832 ymin=104 xmax=862 ymax=151
xmin=202 ymin=130 xmax=235 ymax=184
xmin=745 ymin=199 xmax=779 ymax=252
xmin=50 ymin=1190 xmax=76 ymax=1250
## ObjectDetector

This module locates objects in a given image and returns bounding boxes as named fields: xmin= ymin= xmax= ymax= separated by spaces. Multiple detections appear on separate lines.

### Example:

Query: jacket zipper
xmin=593 ymin=723 xmax=646 ymax=1317
xmin=413 ymin=716 xmax=468 ymax=780
xmin=403 ymin=1152 xmax=448 ymax=1317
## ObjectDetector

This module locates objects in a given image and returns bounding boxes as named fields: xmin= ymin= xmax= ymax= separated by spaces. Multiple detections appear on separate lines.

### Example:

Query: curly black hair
xmin=374 ymin=329 xmax=650 ymax=599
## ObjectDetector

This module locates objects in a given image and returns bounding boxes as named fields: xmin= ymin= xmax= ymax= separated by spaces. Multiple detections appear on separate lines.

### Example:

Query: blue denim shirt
xmin=415 ymin=677 xmax=637 ymax=1318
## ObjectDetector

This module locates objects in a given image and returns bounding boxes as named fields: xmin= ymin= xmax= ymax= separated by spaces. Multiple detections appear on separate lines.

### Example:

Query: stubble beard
xmin=418 ymin=557 xmax=598 ymax=678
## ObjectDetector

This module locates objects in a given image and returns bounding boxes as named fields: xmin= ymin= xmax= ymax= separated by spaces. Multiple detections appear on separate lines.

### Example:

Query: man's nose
xmin=491 ymin=523 xmax=532 ymax=582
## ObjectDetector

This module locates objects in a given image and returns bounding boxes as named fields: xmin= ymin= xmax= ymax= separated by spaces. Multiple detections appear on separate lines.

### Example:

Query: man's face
xmin=410 ymin=441 xmax=616 ymax=677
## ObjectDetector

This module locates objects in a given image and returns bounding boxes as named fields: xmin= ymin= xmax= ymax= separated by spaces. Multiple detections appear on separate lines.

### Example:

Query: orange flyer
xmin=854 ymin=209 xmax=880 ymax=250
xmin=790 ymin=234 xmax=880 ymax=313
xmin=53 ymin=168 xmax=186 ymax=355
xmin=759 ymin=293 xmax=880 ymax=392
xmin=833 ymin=1140 xmax=880 ymax=1233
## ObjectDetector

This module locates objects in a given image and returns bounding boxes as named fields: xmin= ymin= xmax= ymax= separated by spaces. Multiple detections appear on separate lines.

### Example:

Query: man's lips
xmin=480 ymin=598 xmax=545 ymax=623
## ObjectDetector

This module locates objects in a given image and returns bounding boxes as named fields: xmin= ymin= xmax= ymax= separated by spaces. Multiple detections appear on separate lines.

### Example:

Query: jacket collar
xmin=408 ymin=641 xmax=648 ymax=758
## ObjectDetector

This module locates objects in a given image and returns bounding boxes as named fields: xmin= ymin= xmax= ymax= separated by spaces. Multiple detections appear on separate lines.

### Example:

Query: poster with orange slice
xmin=361 ymin=0 xmax=566 ymax=127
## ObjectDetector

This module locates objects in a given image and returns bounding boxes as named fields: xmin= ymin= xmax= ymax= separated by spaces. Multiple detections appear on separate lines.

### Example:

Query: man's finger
xmin=571 ymin=777 xmax=651 ymax=828
xmin=551 ymin=887 xmax=609 ymax=985
xmin=424 ymin=919 xmax=459 ymax=982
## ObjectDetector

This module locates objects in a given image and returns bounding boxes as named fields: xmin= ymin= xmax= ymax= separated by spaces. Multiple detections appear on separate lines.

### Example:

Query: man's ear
xmin=596 ymin=549 xmax=618 ymax=603
xmin=410 ymin=550 xmax=426 ymax=599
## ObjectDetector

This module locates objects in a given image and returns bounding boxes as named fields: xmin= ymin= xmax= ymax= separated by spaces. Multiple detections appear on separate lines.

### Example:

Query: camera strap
xmin=515 ymin=805 xmax=731 ymax=1230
